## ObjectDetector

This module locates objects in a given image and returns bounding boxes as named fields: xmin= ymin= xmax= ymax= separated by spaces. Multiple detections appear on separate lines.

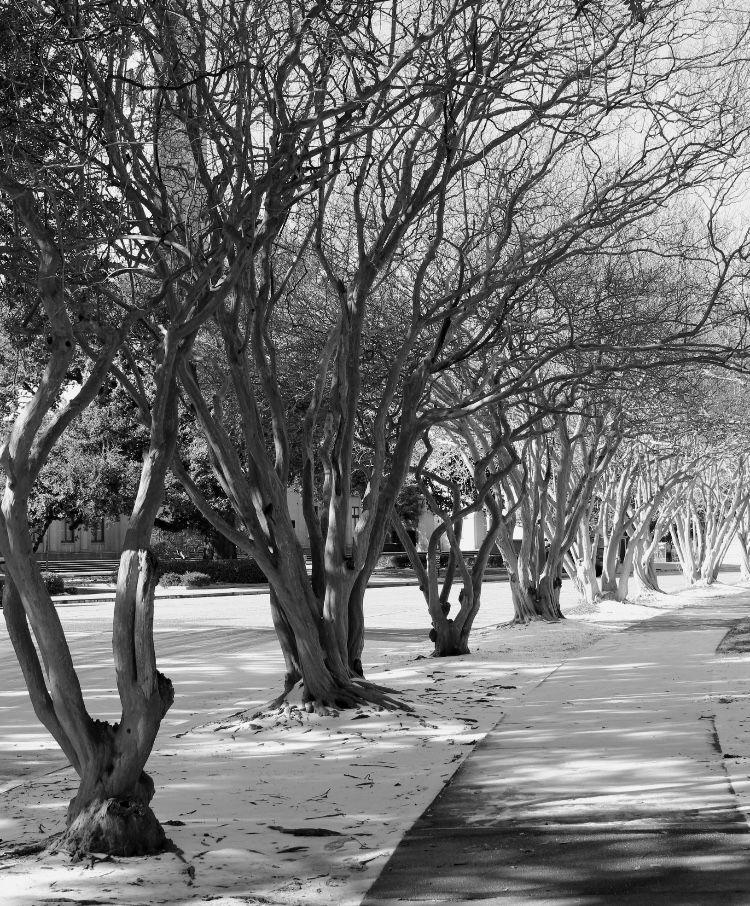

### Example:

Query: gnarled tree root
xmin=56 ymin=798 xmax=168 ymax=859
xmin=333 ymin=677 xmax=412 ymax=713
xmin=499 ymin=613 xmax=565 ymax=628
xmin=249 ymin=676 xmax=412 ymax=718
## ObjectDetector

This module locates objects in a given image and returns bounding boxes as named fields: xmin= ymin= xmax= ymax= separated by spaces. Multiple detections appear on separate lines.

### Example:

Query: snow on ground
xmin=0 ymin=573 xmax=739 ymax=905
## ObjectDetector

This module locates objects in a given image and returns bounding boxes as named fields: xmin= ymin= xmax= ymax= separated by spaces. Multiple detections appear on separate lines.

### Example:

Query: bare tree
xmin=389 ymin=417 xmax=521 ymax=656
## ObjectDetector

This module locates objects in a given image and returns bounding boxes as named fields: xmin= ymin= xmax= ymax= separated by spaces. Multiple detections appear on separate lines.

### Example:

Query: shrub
xmin=158 ymin=558 xmax=266 ymax=584
xmin=377 ymin=552 xmax=430 ymax=569
xmin=159 ymin=572 xmax=183 ymax=587
xmin=181 ymin=571 xmax=211 ymax=588
xmin=109 ymin=557 xmax=265 ymax=586
xmin=41 ymin=572 xmax=65 ymax=595
xmin=378 ymin=553 xmax=411 ymax=569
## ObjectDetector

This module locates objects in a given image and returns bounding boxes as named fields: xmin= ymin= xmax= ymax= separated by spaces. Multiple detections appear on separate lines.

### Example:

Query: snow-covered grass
xmin=0 ymin=574 xmax=736 ymax=905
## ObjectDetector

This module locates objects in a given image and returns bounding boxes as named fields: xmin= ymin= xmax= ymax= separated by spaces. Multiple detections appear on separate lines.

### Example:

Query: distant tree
xmin=28 ymin=391 xmax=145 ymax=549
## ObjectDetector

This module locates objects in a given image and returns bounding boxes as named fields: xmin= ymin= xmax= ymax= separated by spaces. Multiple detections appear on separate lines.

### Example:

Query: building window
xmin=291 ymin=519 xmax=296 ymax=528
xmin=90 ymin=517 xmax=105 ymax=544
xmin=351 ymin=505 xmax=360 ymax=525
xmin=62 ymin=522 xmax=76 ymax=543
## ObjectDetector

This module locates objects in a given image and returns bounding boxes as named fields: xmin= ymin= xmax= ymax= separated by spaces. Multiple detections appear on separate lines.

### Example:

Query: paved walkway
xmin=363 ymin=595 xmax=750 ymax=905
xmin=48 ymin=571 xmax=510 ymax=604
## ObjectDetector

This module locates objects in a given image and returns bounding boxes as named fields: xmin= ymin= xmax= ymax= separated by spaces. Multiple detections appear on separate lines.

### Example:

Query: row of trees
xmin=393 ymin=367 xmax=750 ymax=652
xmin=2 ymin=0 xmax=750 ymax=857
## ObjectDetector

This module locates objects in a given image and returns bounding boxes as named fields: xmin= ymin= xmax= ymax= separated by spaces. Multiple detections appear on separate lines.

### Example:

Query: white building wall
xmin=39 ymin=493 xmax=362 ymax=556
xmin=40 ymin=515 xmax=129 ymax=556
xmin=722 ymin=535 xmax=743 ymax=567
xmin=416 ymin=502 xmax=489 ymax=553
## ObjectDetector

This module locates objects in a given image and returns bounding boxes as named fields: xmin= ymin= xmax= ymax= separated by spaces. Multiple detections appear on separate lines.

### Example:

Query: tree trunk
xmin=494 ymin=521 xmax=537 ymax=624
xmin=599 ymin=534 xmax=621 ymax=598
xmin=566 ymin=532 xmax=601 ymax=607
xmin=430 ymin=613 xmax=471 ymax=656
xmin=61 ymin=406 xmax=180 ymax=856
xmin=535 ymin=572 xmax=564 ymax=620
xmin=262 ymin=541 xmax=404 ymax=711
xmin=269 ymin=588 xmax=303 ymax=694
xmin=2 ymin=342 xmax=186 ymax=856
xmin=699 ymin=557 xmax=721 ymax=585
xmin=633 ymin=547 xmax=660 ymax=593
xmin=61 ymin=724 xmax=168 ymax=858
xmin=508 ymin=540 xmax=565 ymax=625
xmin=2 ymin=543 xmax=173 ymax=857
xmin=613 ymin=539 xmax=637 ymax=601
xmin=571 ymin=558 xmax=601 ymax=606
xmin=502 ymin=572 xmax=532 ymax=623
xmin=738 ymin=532 xmax=750 ymax=581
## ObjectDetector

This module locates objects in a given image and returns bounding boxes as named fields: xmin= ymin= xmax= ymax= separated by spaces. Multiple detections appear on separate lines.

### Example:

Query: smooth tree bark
xmin=566 ymin=500 xmax=603 ymax=608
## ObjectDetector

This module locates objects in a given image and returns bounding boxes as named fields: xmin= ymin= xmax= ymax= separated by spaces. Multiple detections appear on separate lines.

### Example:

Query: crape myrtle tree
xmin=389 ymin=419 xmax=522 ymax=656
xmin=389 ymin=348 xmax=618 ymax=650
xmin=404 ymin=209 xmax=750 ymax=634
xmin=566 ymin=446 xmax=692 ymax=603
xmin=94 ymin=0 xmax=472 ymax=714
xmin=628 ymin=455 xmax=693 ymax=594
xmin=492 ymin=391 xmax=624 ymax=622
xmin=666 ymin=372 xmax=750 ymax=585
xmin=567 ymin=364 xmax=750 ymax=600
xmin=0 ymin=0 xmax=367 ymax=855
xmin=0 ymin=6 xmax=181 ymax=857
xmin=174 ymin=0 xmax=748 ymax=707
xmin=669 ymin=451 xmax=749 ymax=584
xmin=385 ymin=270 xmax=617 ymax=650
xmin=562 ymin=366 xmax=701 ymax=603
xmin=0 ymin=172 xmax=176 ymax=857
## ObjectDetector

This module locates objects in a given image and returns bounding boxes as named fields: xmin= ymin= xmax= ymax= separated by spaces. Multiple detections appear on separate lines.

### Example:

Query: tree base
xmin=431 ymin=644 xmax=470 ymax=657
xmin=59 ymin=797 xmax=167 ymax=859
xmin=506 ymin=612 xmax=565 ymax=626
xmin=429 ymin=621 xmax=470 ymax=657
xmin=247 ymin=674 xmax=411 ymax=719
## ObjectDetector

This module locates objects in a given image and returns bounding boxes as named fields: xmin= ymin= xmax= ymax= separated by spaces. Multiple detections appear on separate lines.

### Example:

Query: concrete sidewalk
xmin=50 ymin=570 xmax=512 ymax=605
xmin=363 ymin=594 xmax=750 ymax=905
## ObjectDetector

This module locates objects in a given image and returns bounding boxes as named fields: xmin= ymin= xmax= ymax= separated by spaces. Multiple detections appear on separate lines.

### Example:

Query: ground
xmin=1 ymin=573 xmax=748 ymax=905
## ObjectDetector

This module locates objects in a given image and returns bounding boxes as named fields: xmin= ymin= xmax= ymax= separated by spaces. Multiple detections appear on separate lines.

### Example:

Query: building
xmin=37 ymin=489 xmax=363 ymax=558
xmin=39 ymin=515 xmax=129 ymax=557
